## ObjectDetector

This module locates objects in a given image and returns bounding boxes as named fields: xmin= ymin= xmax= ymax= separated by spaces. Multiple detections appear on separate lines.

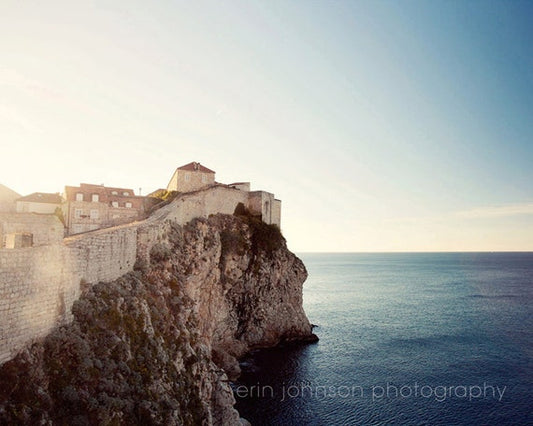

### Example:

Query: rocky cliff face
xmin=0 ymin=213 xmax=316 ymax=425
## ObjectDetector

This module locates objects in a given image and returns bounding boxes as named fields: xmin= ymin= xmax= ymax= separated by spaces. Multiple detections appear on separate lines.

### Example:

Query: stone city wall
xmin=0 ymin=222 xmax=147 ymax=364
xmin=0 ymin=213 xmax=64 ymax=247
xmin=0 ymin=185 xmax=277 ymax=364
xmin=0 ymin=244 xmax=80 ymax=364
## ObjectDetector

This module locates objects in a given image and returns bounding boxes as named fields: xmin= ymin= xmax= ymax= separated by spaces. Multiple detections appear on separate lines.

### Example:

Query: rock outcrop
xmin=0 ymin=213 xmax=316 ymax=424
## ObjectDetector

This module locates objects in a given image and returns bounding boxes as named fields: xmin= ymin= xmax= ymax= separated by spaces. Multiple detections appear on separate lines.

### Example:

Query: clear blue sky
xmin=1 ymin=0 xmax=532 ymax=251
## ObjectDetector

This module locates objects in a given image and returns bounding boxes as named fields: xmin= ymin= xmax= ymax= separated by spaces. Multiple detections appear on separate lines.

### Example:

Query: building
xmin=15 ymin=192 xmax=62 ymax=214
xmin=0 ymin=213 xmax=64 ymax=248
xmin=62 ymin=183 xmax=145 ymax=235
xmin=247 ymin=190 xmax=281 ymax=226
xmin=166 ymin=162 xmax=282 ymax=227
xmin=167 ymin=162 xmax=216 ymax=193
xmin=0 ymin=184 xmax=20 ymax=213
xmin=228 ymin=182 xmax=251 ymax=191
xmin=0 ymin=189 xmax=64 ymax=248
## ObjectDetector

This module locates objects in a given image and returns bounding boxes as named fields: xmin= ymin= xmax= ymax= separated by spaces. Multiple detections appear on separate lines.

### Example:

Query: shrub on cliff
xmin=220 ymin=229 xmax=248 ymax=256
xmin=248 ymin=218 xmax=285 ymax=257
xmin=233 ymin=202 xmax=250 ymax=217
xmin=145 ymin=190 xmax=180 ymax=215
xmin=231 ymin=206 xmax=285 ymax=257
xmin=150 ymin=243 xmax=172 ymax=263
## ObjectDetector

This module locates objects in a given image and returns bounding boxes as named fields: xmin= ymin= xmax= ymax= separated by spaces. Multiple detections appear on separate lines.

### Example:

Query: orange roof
xmin=64 ymin=184 xmax=139 ymax=201
xmin=177 ymin=162 xmax=215 ymax=174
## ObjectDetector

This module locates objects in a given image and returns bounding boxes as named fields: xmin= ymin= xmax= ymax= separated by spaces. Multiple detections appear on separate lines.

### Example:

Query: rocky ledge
xmin=0 ymin=213 xmax=317 ymax=425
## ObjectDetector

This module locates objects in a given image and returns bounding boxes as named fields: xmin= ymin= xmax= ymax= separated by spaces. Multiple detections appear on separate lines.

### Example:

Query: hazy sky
xmin=1 ymin=0 xmax=532 ymax=251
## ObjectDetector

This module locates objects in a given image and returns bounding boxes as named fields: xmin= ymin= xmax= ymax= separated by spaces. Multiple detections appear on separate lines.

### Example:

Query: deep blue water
xmin=234 ymin=253 xmax=533 ymax=425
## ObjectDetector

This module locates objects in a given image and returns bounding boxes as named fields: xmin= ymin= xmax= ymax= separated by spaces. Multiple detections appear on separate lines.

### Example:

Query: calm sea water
xmin=234 ymin=253 xmax=533 ymax=425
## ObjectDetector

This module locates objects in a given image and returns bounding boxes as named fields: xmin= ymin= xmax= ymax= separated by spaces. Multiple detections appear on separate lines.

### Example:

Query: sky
xmin=1 ymin=0 xmax=532 ymax=252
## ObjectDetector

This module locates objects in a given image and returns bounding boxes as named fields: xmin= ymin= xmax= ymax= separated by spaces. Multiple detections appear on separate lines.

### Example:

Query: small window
xmin=111 ymin=201 xmax=119 ymax=208
xmin=122 ymin=191 xmax=129 ymax=196
xmin=92 ymin=194 xmax=99 ymax=202
xmin=76 ymin=193 xmax=83 ymax=201
xmin=74 ymin=209 xmax=83 ymax=219
xmin=184 ymin=173 xmax=190 ymax=182
xmin=125 ymin=202 xmax=132 ymax=208
xmin=90 ymin=209 xmax=99 ymax=219
xmin=111 ymin=191 xmax=118 ymax=195
xmin=201 ymin=174 xmax=207 ymax=183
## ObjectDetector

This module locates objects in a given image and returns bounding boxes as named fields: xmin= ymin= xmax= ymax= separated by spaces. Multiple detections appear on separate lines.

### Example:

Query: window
xmin=184 ymin=173 xmax=190 ymax=182
xmin=90 ymin=209 xmax=99 ymax=219
xmin=76 ymin=193 xmax=83 ymax=201
xmin=111 ymin=191 xmax=118 ymax=195
xmin=111 ymin=201 xmax=119 ymax=208
xmin=74 ymin=209 xmax=83 ymax=219
xmin=122 ymin=191 xmax=129 ymax=196
xmin=92 ymin=194 xmax=99 ymax=202
xmin=201 ymin=174 xmax=207 ymax=183
xmin=125 ymin=202 xmax=132 ymax=208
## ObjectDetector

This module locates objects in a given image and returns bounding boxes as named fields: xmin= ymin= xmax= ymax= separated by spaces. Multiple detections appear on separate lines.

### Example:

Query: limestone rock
xmin=0 ymin=214 xmax=315 ymax=424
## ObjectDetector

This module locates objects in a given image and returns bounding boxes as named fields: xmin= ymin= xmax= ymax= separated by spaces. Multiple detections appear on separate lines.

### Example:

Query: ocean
xmin=234 ymin=252 xmax=533 ymax=425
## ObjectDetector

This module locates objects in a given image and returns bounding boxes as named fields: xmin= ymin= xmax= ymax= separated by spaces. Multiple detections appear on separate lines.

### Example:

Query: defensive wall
xmin=0 ymin=213 xmax=64 ymax=247
xmin=0 ymin=185 xmax=280 ymax=364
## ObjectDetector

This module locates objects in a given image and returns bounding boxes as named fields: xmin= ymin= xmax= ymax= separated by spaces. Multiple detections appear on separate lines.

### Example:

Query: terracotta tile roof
xmin=177 ymin=162 xmax=215 ymax=174
xmin=64 ymin=184 xmax=139 ymax=201
xmin=16 ymin=192 xmax=63 ymax=204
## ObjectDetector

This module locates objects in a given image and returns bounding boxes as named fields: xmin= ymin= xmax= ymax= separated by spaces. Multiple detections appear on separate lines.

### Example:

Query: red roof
xmin=177 ymin=162 xmax=215 ymax=174
xmin=16 ymin=192 xmax=62 ymax=204
xmin=64 ymin=184 xmax=139 ymax=202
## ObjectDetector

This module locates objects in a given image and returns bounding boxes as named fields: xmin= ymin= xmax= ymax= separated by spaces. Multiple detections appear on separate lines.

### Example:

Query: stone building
xmin=15 ymin=192 xmax=62 ymax=214
xmin=167 ymin=162 xmax=216 ymax=192
xmin=62 ymin=183 xmax=145 ymax=235
xmin=0 ymin=184 xmax=20 ymax=213
xmin=0 ymin=189 xmax=64 ymax=248
xmin=165 ymin=162 xmax=282 ymax=227
xmin=247 ymin=190 xmax=281 ymax=226
xmin=0 ymin=213 xmax=64 ymax=248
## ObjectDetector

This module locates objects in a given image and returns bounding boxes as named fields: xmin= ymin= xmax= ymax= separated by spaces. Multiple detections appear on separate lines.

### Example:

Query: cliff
xmin=0 ymin=213 xmax=316 ymax=425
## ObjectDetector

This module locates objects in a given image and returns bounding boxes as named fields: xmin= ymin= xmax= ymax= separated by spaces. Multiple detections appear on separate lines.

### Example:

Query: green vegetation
xmin=54 ymin=207 xmax=65 ymax=226
xmin=149 ymin=243 xmax=172 ymax=263
xmin=220 ymin=229 xmax=248 ymax=256
xmin=149 ymin=189 xmax=179 ymax=202
xmin=233 ymin=202 xmax=249 ymax=217
xmin=248 ymin=217 xmax=284 ymax=256
xmin=145 ymin=190 xmax=180 ymax=216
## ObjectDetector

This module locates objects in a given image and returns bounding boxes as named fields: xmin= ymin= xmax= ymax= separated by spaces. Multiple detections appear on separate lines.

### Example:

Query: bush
xmin=249 ymin=218 xmax=285 ymax=256
xmin=220 ymin=229 xmax=247 ymax=256
xmin=233 ymin=202 xmax=250 ymax=216
xmin=149 ymin=243 xmax=172 ymax=263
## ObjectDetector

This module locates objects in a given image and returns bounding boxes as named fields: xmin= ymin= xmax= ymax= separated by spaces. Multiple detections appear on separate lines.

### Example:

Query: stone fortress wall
xmin=0 ymin=213 xmax=64 ymax=247
xmin=0 ymin=185 xmax=281 ymax=364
